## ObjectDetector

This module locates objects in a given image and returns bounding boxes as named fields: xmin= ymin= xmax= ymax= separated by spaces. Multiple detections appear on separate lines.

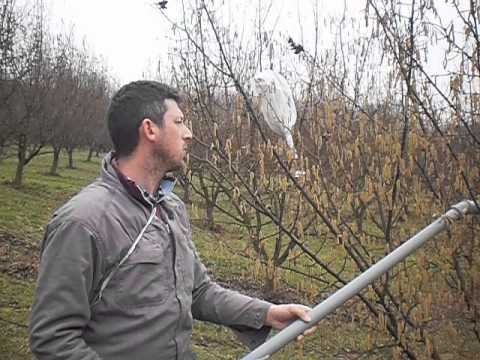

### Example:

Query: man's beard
xmin=151 ymin=146 xmax=185 ymax=174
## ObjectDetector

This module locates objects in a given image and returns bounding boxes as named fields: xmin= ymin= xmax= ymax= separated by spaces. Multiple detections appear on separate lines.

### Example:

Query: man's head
xmin=107 ymin=81 xmax=192 ymax=171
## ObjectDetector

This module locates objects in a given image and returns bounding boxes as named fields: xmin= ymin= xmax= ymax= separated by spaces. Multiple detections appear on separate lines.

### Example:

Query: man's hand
xmin=264 ymin=304 xmax=318 ymax=341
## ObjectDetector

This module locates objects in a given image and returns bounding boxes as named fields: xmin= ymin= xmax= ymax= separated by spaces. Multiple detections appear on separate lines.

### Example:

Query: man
xmin=29 ymin=81 xmax=314 ymax=359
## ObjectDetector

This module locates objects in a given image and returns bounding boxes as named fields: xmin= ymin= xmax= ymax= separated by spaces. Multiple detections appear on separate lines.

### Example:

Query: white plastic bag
xmin=251 ymin=69 xmax=297 ymax=158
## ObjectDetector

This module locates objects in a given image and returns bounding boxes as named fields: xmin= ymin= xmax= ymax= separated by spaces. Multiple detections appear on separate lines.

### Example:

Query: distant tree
xmin=1 ymin=0 xmax=113 ymax=184
xmin=10 ymin=0 xmax=53 ymax=187
xmin=0 ymin=0 xmax=23 ymax=160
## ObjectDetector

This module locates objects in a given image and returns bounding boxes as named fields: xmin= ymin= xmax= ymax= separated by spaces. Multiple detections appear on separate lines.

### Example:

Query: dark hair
xmin=107 ymin=80 xmax=181 ymax=157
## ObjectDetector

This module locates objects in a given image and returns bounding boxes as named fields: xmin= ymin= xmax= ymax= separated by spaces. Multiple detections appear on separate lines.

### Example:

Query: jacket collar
xmin=101 ymin=152 xmax=177 ymax=208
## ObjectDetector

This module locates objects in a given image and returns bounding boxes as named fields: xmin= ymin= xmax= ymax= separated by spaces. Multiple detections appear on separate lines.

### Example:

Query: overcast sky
xmin=44 ymin=0 xmax=472 ymax=99
xmin=46 ymin=0 xmax=172 ymax=83
xmin=45 ymin=0 xmax=366 ymax=84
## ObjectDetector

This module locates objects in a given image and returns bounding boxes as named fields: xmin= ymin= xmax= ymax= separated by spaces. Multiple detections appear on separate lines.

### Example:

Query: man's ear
xmin=139 ymin=118 xmax=157 ymax=142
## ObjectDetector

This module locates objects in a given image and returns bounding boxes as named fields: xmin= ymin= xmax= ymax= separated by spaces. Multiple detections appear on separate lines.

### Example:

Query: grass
xmin=0 ymin=150 xmax=479 ymax=359
xmin=0 ymin=152 xmax=100 ymax=241
xmin=0 ymin=273 xmax=33 ymax=359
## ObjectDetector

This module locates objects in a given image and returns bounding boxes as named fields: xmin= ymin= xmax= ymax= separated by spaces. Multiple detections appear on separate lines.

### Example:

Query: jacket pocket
xmin=112 ymin=245 xmax=172 ymax=308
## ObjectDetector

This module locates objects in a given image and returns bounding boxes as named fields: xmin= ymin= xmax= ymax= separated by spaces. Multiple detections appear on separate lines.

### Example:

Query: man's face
xmin=152 ymin=99 xmax=192 ymax=172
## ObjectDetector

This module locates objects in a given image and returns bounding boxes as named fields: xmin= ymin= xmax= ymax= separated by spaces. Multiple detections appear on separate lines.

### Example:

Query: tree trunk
xmin=205 ymin=201 xmax=215 ymax=230
xmin=13 ymin=134 xmax=26 ymax=188
xmin=67 ymin=148 xmax=75 ymax=169
xmin=86 ymin=147 xmax=94 ymax=162
xmin=0 ymin=140 xmax=5 ymax=164
xmin=249 ymin=112 xmax=257 ymax=151
xmin=49 ymin=147 xmax=61 ymax=175
xmin=182 ymin=176 xmax=191 ymax=204
xmin=263 ymin=265 xmax=277 ymax=294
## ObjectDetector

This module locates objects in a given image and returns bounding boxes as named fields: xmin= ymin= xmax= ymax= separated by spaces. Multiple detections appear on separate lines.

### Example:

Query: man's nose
xmin=184 ymin=125 xmax=193 ymax=142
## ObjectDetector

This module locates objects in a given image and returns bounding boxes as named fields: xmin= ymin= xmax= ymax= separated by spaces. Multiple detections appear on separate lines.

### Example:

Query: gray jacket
xmin=29 ymin=153 xmax=271 ymax=360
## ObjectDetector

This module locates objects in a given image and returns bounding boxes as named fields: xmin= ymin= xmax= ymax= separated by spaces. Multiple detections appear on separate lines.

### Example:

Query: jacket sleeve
xmin=189 ymin=242 xmax=272 ymax=350
xmin=29 ymin=219 xmax=103 ymax=360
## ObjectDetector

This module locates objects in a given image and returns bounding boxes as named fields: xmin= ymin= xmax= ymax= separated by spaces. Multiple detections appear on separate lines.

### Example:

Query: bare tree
xmin=157 ymin=0 xmax=480 ymax=358
xmin=10 ymin=0 xmax=53 ymax=187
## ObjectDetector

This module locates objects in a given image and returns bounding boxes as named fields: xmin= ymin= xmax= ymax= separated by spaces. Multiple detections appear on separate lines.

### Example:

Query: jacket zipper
xmin=162 ymin=208 xmax=183 ymax=359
